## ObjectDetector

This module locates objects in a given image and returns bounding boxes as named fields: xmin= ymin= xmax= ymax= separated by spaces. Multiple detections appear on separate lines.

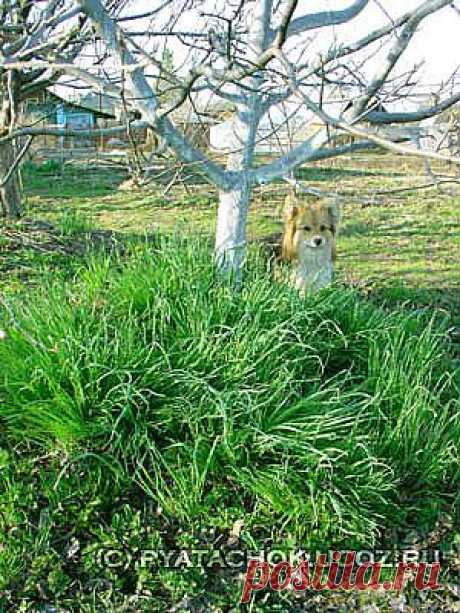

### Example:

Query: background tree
xmin=0 ymin=0 xmax=97 ymax=216
xmin=2 ymin=0 xmax=460 ymax=277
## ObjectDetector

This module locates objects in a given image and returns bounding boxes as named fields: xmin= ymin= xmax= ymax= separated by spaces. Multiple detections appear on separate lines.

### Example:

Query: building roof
xmin=47 ymin=89 xmax=118 ymax=119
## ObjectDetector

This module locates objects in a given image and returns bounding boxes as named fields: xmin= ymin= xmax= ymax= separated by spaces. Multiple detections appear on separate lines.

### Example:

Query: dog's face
xmin=282 ymin=194 xmax=340 ymax=261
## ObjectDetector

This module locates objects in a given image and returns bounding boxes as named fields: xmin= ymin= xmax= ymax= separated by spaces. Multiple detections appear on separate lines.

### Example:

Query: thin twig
xmin=0 ymin=136 xmax=34 ymax=188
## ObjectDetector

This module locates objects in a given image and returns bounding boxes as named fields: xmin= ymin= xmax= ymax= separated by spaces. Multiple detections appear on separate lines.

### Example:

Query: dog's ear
xmin=327 ymin=200 xmax=341 ymax=235
xmin=284 ymin=192 xmax=299 ymax=222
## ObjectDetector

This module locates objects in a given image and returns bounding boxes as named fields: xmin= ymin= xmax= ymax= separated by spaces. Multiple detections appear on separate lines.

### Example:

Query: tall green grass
xmin=1 ymin=236 xmax=459 ymax=547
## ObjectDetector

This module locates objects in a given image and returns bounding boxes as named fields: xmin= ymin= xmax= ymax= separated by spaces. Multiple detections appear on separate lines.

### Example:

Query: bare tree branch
xmin=365 ymin=92 xmax=460 ymax=124
xmin=77 ymin=0 xmax=235 ymax=190
xmin=350 ymin=0 xmax=453 ymax=119
xmin=298 ymin=86 xmax=460 ymax=165
xmin=0 ymin=137 xmax=33 ymax=188
xmin=0 ymin=122 xmax=150 ymax=146
xmin=279 ymin=0 xmax=369 ymax=38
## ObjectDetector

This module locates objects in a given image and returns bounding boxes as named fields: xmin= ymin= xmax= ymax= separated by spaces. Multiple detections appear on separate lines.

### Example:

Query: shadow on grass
xmin=343 ymin=225 xmax=460 ymax=240
xmin=25 ymin=165 xmax=215 ymax=221
xmin=295 ymin=165 xmax=405 ymax=181
xmin=368 ymin=284 xmax=460 ymax=349
xmin=0 ymin=217 xmax=161 ymax=290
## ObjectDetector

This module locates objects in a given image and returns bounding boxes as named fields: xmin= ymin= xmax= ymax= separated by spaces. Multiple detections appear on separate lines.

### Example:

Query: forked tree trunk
xmin=0 ymin=139 xmax=22 ymax=218
xmin=213 ymin=0 xmax=271 ymax=280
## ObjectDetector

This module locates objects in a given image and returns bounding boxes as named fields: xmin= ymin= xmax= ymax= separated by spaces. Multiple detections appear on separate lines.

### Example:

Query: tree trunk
xmin=213 ymin=0 xmax=272 ymax=280
xmin=215 ymin=178 xmax=251 ymax=281
xmin=0 ymin=140 xmax=22 ymax=218
xmin=0 ymin=70 xmax=23 ymax=218
xmin=214 ymin=113 xmax=257 ymax=280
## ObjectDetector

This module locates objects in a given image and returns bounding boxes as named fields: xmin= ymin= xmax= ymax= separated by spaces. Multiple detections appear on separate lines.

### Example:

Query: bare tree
xmin=2 ymin=0 xmax=460 ymax=278
xmin=0 ymin=0 xmax=96 ymax=216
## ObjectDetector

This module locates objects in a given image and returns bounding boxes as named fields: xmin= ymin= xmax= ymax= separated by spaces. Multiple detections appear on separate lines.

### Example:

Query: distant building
xmin=26 ymin=90 xmax=112 ymax=146
xmin=209 ymin=97 xmax=431 ymax=155
xmin=24 ymin=90 xmax=222 ymax=157
xmin=24 ymin=89 xmax=147 ymax=153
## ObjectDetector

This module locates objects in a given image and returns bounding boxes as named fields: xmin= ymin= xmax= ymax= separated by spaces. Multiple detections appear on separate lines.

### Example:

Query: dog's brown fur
xmin=280 ymin=193 xmax=341 ymax=291
xmin=282 ymin=193 xmax=340 ymax=262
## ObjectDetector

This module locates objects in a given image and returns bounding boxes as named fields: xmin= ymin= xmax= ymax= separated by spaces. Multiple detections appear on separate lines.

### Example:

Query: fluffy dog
xmin=281 ymin=193 xmax=340 ymax=292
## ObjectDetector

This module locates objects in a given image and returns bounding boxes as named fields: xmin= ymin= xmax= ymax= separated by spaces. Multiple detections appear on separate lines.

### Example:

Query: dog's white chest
xmin=292 ymin=250 xmax=333 ymax=292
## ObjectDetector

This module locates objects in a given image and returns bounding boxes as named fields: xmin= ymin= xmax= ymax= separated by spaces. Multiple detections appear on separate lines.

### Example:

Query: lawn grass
xmin=20 ymin=153 xmax=460 ymax=299
xmin=10 ymin=153 xmax=459 ymax=341
xmin=1 ymin=153 xmax=460 ymax=610
xmin=1 ymin=235 xmax=459 ymax=610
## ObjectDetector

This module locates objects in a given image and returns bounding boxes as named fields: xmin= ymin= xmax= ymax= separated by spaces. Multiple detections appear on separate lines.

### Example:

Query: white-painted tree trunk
xmin=213 ymin=0 xmax=273 ymax=279
xmin=215 ymin=179 xmax=251 ymax=280
xmin=214 ymin=117 xmax=256 ymax=278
